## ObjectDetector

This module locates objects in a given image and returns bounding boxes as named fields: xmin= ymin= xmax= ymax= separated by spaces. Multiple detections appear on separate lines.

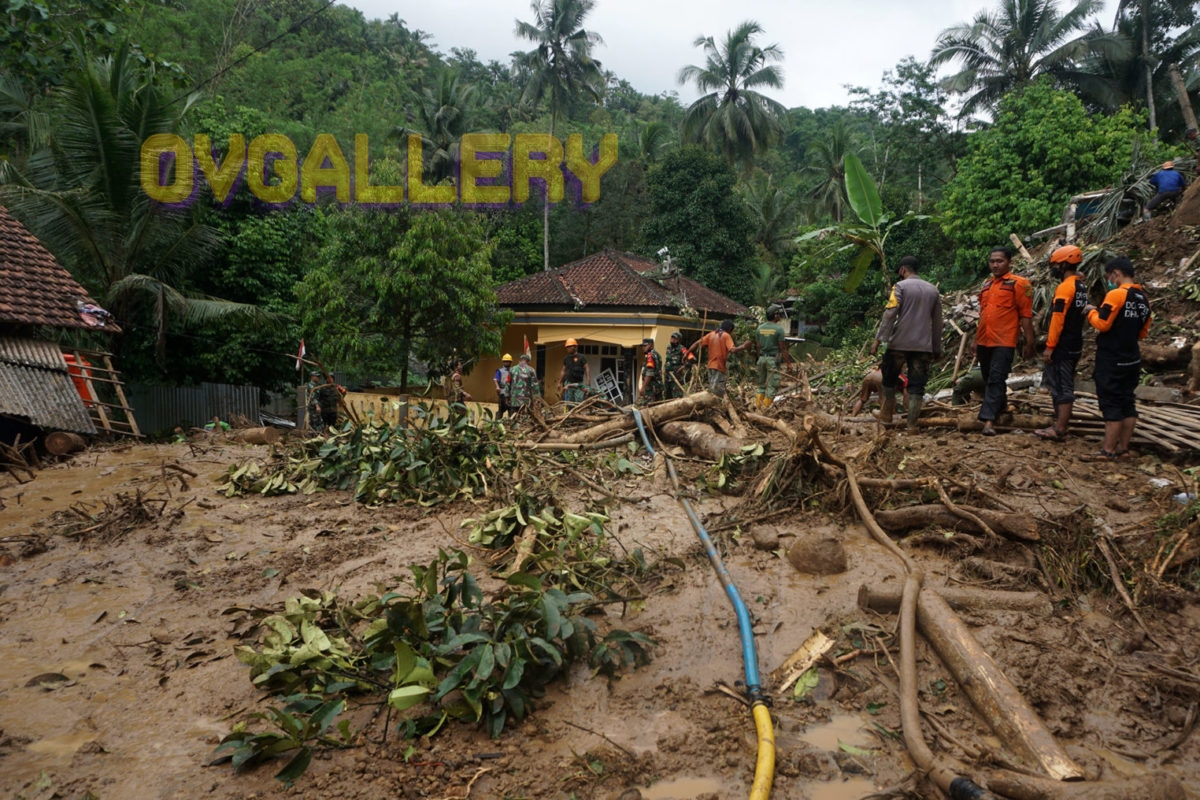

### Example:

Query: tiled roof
xmin=0 ymin=205 xmax=111 ymax=330
xmin=496 ymin=250 xmax=746 ymax=316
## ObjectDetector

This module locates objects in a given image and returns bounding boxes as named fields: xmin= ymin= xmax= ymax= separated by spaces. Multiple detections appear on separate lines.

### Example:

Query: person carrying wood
xmin=1035 ymin=245 xmax=1089 ymax=441
xmin=870 ymin=256 xmax=942 ymax=429
xmin=974 ymin=247 xmax=1036 ymax=436
xmin=663 ymin=331 xmax=693 ymax=399
xmin=753 ymin=304 xmax=790 ymax=409
xmin=1084 ymin=256 xmax=1151 ymax=459
xmin=687 ymin=319 xmax=748 ymax=398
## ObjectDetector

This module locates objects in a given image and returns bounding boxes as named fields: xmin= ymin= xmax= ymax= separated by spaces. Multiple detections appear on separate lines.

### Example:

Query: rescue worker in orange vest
xmin=974 ymin=246 xmax=1036 ymax=436
xmin=1035 ymin=245 xmax=1089 ymax=441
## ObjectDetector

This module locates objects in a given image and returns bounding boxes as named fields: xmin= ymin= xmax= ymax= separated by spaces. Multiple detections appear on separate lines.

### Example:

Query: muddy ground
xmin=2 ymin=403 xmax=1198 ymax=800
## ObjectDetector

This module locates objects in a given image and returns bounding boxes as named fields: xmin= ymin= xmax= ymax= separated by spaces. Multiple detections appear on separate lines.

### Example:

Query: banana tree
xmin=796 ymin=152 xmax=927 ymax=293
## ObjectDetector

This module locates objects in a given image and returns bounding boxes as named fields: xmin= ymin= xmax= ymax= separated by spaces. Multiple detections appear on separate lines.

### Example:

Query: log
xmin=229 ymin=427 xmax=281 ymax=445
xmin=44 ymin=431 xmax=87 ymax=456
xmin=957 ymin=414 xmax=1048 ymax=433
xmin=658 ymin=421 xmax=750 ymax=461
xmin=981 ymin=769 xmax=1184 ymax=800
xmin=556 ymin=391 xmax=724 ymax=444
xmin=1140 ymin=342 xmax=1190 ymax=368
xmin=859 ymin=584 xmax=1052 ymax=615
xmin=914 ymin=587 xmax=1084 ymax=780
xmin=1189 ymin=340 xmax=1200 ymax=394
xmin=875 ymin=504 xmax=1040 ymax=542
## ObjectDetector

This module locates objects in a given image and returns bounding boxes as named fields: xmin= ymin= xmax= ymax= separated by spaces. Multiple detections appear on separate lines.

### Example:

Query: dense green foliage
xmin=939 ymin=79 xmax=1163 ymax=277
xmin=296 ymin=207 xmax=509 ymax=387
xmin=640 ymin=147 xmax=755 ymax=303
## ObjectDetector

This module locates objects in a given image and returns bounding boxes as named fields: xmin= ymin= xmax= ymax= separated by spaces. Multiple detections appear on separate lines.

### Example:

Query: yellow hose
xmin=748 ymin=701 xmax=775 ymax=799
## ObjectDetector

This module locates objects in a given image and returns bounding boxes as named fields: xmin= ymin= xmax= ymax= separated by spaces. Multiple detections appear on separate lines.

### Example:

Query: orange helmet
xmin=565 ymin=338 xmax=578 ymax=347
xmin=1050 ymin=244 xmax=1083 ymax=265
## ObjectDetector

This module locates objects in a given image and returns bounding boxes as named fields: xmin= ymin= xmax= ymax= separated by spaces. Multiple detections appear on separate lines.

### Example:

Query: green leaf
xmin=274 ymin=746 xmax=313 ymax=784
xmin=844 ymin=152 xmax=882 ymax=228
xmin=388 ymin=685 xmax=432 ymax=711
xmin=792 ymin=666 xmax=820 ymax=699
xmin=837 ymin=741 xmax=877 ymax=758
xmin=842 ymin=245 xmax=878 ymax=294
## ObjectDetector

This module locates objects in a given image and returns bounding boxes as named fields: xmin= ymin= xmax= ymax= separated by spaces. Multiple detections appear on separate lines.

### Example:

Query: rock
xmin=749 ymin=524 xmax=780 ymax=551
xmin=1134 ymin=385 xmax=1180 ymax=403
xmin=787 ymin=536 xmax=847 ymax=576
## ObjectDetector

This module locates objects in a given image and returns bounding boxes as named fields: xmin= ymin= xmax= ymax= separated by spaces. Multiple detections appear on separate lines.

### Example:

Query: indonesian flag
xmin=295 ymin=339 xmax=306 ymax=371
xmin=523 ymin=335 xmax=531 ymax=358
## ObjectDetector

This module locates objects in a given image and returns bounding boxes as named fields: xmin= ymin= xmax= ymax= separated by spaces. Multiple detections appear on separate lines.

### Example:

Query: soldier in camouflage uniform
xmin=664 ymin=331 xmax=687 ymax=398
xmin=638 ymin=337 xmax=664 ymax=404
xmin=508 ymin=353 xmax=539 ymax=416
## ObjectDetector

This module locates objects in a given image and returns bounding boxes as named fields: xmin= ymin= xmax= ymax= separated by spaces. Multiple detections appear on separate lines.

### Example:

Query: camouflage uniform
xmin=509 ymin=361 xmax=539 ymax=411
xmin=664 ymin=341 xmax=686 ymax=398
xmin=640 ymin=345 xmax=664 ymax=403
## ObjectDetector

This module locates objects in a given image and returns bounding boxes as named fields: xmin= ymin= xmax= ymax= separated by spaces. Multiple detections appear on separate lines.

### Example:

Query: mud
xmin=1 ymin=432 xmax=1199 ymax=800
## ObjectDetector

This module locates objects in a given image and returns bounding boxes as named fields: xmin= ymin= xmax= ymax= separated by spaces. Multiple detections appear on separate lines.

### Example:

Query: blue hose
xmin=630 ymin=409 xmax=763 ymax=695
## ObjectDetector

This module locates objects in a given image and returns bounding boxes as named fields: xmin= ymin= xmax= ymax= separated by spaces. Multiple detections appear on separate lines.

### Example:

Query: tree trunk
xmin=556 ymin=392 xmax=725 ymax=444
xmin=874 ymin=504 xmax=1040 ymax=542
xmin=658 ymin=421 xmax=749 ymax=460
xmin=913 ymin=588 xmax=1084 ymax=780
xmin=1143 ymin=1 xmax=1156 ymax=132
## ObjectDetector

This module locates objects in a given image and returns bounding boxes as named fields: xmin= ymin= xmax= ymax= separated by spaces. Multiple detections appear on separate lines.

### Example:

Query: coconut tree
xmin=677 ymin=20 xmax=786 ymax=172
xmin=805 ymin=118 xmax=857 ymax=223
xmin=930 ymin=0 xmax=1127 ymax=117
xmin=394 ymin=70 xmax=478 ymax=185
xmin=1108 ymin=0 xmax=1200 ymax=130
xmin=513 ymin=0 xmax=605 ymax=270
xmin=0 ymin=42 xmax=261 ymax=362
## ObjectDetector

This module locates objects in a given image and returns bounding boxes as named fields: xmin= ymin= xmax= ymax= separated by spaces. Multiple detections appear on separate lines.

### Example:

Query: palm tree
xmin=394 ymin=70 xmax=477 ymax=185
xmin=677 ymin=20 xmax=786 ymax=171
xmin=806 ymin=119 xmax=857 ymax=223
xmin=930 ymin=0 xmax=1126 ymax=117
xmin=1108 ymin=0 xmax=1200 ymax=130
xmin=634 ymin=120 xmax=675 ymax=165
xmin=514 ymin=0 xmax=605 ymax=271
xmin=0 ymin=42 xmax=259 ymax=362
xmin=739 ymin=172 xmax=800 ymax=260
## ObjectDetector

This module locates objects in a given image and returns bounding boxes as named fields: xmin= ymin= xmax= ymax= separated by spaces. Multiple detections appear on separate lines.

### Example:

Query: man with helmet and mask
xmin=558 ymin=338 xmax=590 ymax=404
xmin=1036 ymin=245 xmax=1089 ymax=441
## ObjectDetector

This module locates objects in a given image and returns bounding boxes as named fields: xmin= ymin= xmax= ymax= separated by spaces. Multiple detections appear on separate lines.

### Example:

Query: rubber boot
xmin=754 ymin=393 xmax=765 ymax=409
xmin=761 ymin=394 xmax=773 ymax=408
xmin=878 ymin=387 xmax=896 ymax=425
xmin=906 ymin=395 xmax=923 ymax=431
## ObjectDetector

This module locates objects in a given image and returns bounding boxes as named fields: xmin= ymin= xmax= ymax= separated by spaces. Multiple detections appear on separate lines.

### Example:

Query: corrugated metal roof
xmin=0 ymin=362 xmax=96 ymax=434
xmin=0 ymin=336 xmax=71 ymax=370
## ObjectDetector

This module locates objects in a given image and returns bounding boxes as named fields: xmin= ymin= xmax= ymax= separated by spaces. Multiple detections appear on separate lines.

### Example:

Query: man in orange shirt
xmin=687 ymin=319 xmax=747 ymax=398
xmin=1085 ymin=256 xmax=1151 ymax=459
xmin=1036 ymin=245 xmax=1089 ymax=441
xmin=974 ymin=246 xmax=1036 ymax=436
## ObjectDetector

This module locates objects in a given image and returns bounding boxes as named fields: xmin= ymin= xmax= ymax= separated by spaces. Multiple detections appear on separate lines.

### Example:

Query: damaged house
xmin=0 ymin=205 xmax=138 ymax=454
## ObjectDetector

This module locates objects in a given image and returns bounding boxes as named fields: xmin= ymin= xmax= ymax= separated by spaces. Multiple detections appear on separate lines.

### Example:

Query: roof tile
xmin=0 ymin=205 xmax=109 ymax=330
xmin=497 ymin=250 xmax=745 ymax=316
